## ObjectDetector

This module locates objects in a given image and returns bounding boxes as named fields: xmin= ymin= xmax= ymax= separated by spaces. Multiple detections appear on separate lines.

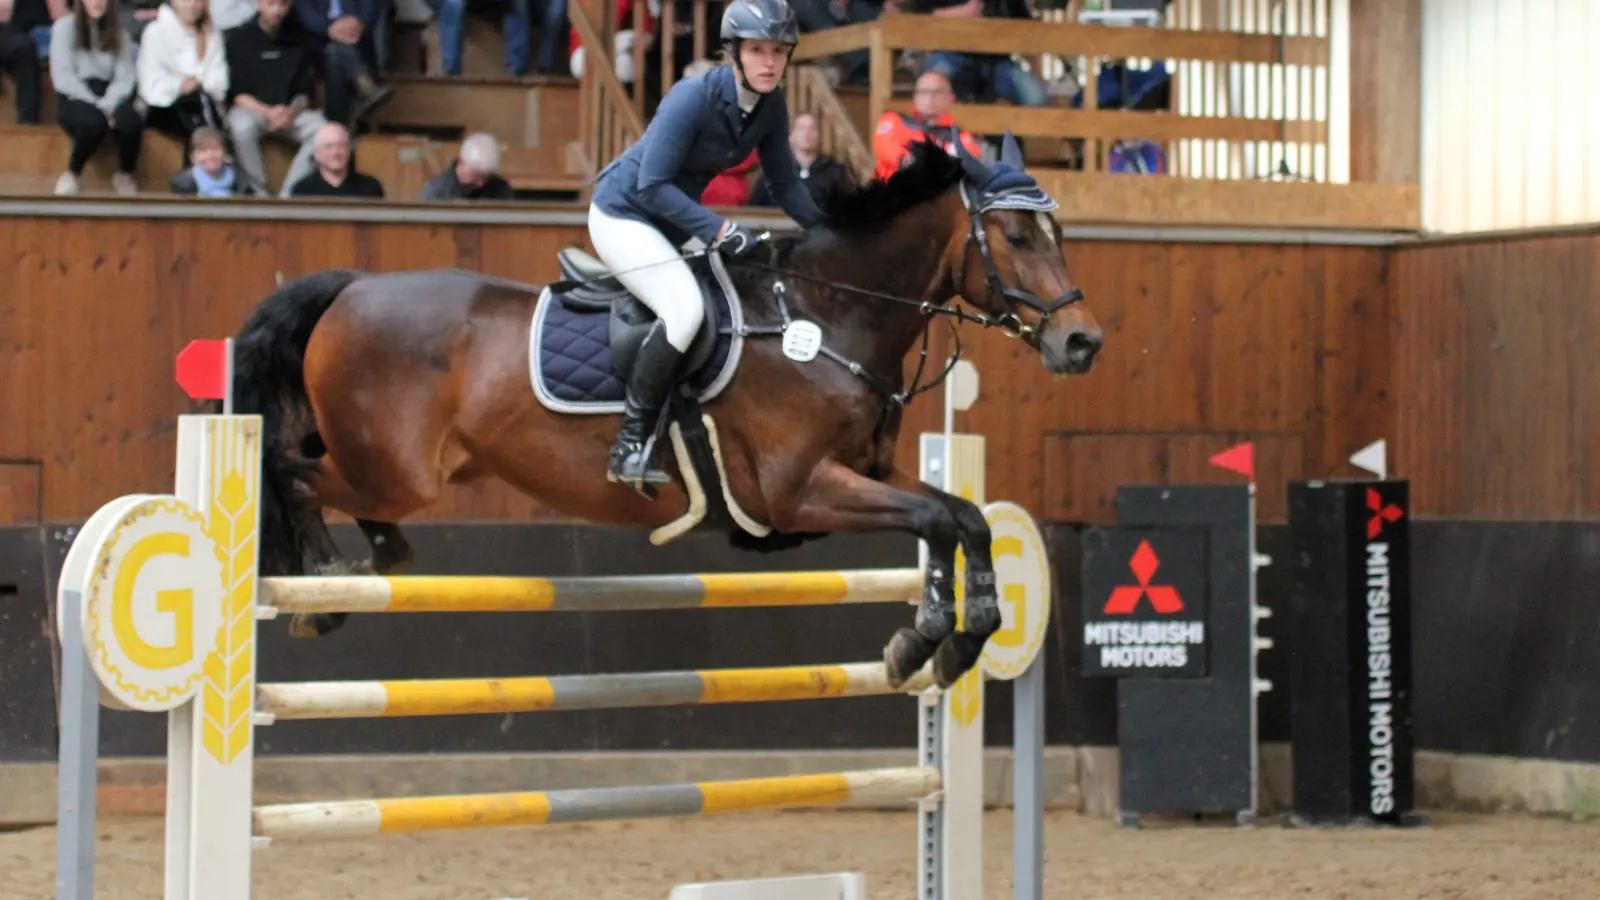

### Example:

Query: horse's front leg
xmin=925 ymin=491 xmax=1001 ymax=687
xmin=775 ymin=461 xmax=993 ymax=689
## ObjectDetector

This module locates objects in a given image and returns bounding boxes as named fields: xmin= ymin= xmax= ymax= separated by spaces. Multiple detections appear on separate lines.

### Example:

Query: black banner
xmin=1081 ymin=527 xmax=1209 ymax=678
xmin=1346 ymin=481 xmax=1414 ymax=822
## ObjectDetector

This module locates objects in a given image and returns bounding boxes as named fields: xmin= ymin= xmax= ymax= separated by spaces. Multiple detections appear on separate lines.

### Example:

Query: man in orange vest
xmin=872 ymin=70 xmax=984 ymax=181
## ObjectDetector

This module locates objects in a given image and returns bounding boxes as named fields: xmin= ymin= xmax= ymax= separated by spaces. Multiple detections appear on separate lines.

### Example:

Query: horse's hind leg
xmin=288 ymin=519 xmax=417 ymax=638
xmin=776 ymin=463 xmax=968 ymax=689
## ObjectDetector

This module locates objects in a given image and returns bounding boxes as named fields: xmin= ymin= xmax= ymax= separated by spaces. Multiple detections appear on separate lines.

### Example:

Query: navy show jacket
xmin=591 ymin=63 xmax=823 ymax=247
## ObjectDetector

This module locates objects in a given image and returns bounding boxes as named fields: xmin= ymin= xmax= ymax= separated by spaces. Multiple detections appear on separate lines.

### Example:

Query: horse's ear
xmin=953 ymin=134 xmax=992 ymax=183
xmin=1000 ymin=131 xmax=1025 ymax=171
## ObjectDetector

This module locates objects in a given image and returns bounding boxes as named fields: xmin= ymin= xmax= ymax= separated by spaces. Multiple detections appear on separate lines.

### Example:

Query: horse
xmin=225 ymin=135 xmax=1103 ymax=690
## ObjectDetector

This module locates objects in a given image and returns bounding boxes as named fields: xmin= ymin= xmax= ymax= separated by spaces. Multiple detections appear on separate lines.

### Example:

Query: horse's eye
xmin=1007 ymin=232 xmax=1030 ymax=249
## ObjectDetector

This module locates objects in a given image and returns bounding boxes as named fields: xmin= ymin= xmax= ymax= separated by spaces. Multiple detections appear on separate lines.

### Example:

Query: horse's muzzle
xmin=1042 ymin=325 xmax=1103 ymax=374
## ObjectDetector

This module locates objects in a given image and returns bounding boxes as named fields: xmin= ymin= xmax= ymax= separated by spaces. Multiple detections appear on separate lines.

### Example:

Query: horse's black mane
xmin=818 ymin=140 xmax=967 ymax=233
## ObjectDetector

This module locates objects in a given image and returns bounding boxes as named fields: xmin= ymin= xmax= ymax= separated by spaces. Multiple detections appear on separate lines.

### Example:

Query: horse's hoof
xmin=884 ymin=627 xmax=938 ymax=689
xmin=931 ymin=633 xmax=987 ymax=688
xmin=288 ymin=613 xmax=323 ymax=638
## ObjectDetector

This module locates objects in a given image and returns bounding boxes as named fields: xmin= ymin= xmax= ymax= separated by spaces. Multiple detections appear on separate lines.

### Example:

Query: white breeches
xmin=587 ymin=203 xmax=705 ymax=353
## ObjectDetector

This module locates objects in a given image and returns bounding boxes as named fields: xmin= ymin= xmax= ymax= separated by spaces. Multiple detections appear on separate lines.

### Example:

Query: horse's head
xmin=944 ymin=134 xmax=1103 ymax=374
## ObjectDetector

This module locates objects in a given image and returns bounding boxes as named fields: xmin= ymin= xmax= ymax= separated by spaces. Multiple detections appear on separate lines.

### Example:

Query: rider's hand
xmin=715 ymin=221 xmax=763 ymax=259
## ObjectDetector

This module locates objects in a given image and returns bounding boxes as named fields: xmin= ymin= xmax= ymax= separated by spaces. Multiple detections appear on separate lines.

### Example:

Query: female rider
xmin=587 ymin=0 xmax=824 ymax=491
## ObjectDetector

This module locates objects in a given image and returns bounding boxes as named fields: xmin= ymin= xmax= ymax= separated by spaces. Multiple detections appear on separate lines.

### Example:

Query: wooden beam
xmin=950 ymin=105 xmax=1328 ymax=144
xmin=792 ymin=22 xmax=879 ymax=61
xmin=875 ymin=15 xmax=1328 ymax=66
xmin=1030 ymin=170 xmax=1419 ymax=230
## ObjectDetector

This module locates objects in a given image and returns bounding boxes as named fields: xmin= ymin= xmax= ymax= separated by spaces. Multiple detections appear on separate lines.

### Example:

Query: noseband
xmin=955 ymin=179 xmax=1085 ymax=341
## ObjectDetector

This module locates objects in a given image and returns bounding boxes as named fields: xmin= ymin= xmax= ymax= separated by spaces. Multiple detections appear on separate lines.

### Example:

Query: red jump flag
xmin=175 ymin=339 xmax=231 ymax=401
xmin=1209 ymin=441 xmax=1255 ymax=482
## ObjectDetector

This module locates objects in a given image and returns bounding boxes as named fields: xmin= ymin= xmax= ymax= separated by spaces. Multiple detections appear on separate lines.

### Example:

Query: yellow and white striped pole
xmin=253 ymin=767 xmax=941 ymax=841
xmin=258 ymin=661 xmax=936 ymax=720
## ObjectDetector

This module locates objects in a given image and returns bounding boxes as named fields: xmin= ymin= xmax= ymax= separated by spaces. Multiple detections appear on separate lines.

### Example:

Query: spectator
xmin=789 ymin=0 xmax=884 ymax=86
xmin=903 ymin=0 xmax=1046 ymax=109
xmin=0 ymin=0 xmax=48 ymax=123
xmin=50 ymin=0 xmax=143 ymax=195
xmin=137 ymin=0 xmax=230 ymax=158
xmin=168 ymin=124 xmax=255 ymax=194
xmin=119 ymin=0 xmax=160 ymax=44
xmin=531 ymin=0 xmax=566 ymax=74
xmin=750 ymin=112 xmax=853 ymax=209
xmin=224 ymin=0 xmax=326 ymax=195
xmin=426 ymin=0 xmax=528 ymax=76
xmin=294 ymin=0 xmax=393 ymax=127
xmin=287 ymin=121 xmax=384 ymax=197
xmin=872 ymin=70 xmax=981 ymax=181
xmin=569 ymin=0 xmax=652 ymax=85
xmin=419 ymin=132 xmax=514 ymax=201
xmin=700 ymin=149 xmax=758 ymax=207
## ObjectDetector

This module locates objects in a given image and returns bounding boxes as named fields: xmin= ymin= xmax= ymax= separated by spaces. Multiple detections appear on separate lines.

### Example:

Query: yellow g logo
xmin=977 ymin=502 xmax=1053 ymax=681
xmin=80 ymin=497 xmax=227 ymax=712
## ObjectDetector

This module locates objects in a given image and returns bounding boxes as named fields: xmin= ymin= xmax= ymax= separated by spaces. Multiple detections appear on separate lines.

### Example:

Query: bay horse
xmin=226 ymin=135 xmax=1103 ymax=690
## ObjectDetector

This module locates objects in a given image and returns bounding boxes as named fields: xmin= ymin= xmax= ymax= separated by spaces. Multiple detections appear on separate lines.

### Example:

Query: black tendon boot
xmin=608 ymin=321 xmax=686 ymax=490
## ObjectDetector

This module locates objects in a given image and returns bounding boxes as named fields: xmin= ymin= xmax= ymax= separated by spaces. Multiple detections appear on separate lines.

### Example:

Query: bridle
xmin=952 ymin=177 xmax=1086 ymax=343
xmin=732 ymin=170 xmax=1086 ymax=418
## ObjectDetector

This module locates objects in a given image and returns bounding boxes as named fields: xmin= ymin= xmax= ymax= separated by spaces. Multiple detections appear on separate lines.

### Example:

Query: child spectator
xmin=168 ymin=125 xmax=255 ymax=195
xmin=287 ymin=121 xmax=384 ymax=197
xmin=137 ymin=0 xmax=229 ymax=157
xmin=50 ymin=0 xmax=142 ymax=195
xmin=225 ymin=0 xmax=326 ymax=195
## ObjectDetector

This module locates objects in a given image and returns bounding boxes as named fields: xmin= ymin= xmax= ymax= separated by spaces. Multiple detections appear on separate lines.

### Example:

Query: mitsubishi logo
xmin=1103 ymin=540 xmax=1184 ymax=614
xmin=1367 ymin=488 xmax=1403 ymax=539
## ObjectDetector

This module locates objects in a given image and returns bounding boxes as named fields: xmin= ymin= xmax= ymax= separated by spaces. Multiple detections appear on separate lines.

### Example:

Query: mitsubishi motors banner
xmin=1347 ymin=481 xmax=1414 ymax=822
xmin=1081 ymin=527 xmax=1209 ymax=678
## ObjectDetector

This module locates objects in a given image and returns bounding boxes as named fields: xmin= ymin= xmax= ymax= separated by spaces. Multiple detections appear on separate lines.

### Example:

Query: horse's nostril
xmin=1067 ymin=332 xmax=1102 ymax=355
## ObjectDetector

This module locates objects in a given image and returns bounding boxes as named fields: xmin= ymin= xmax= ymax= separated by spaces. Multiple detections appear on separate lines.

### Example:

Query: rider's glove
xmin=715 ymin=223 xmax=763 ymax=259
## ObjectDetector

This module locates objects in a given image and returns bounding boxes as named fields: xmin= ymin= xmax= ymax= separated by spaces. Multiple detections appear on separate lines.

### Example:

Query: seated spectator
xmin=137 ymin=0 xmax=229 ymax=159
xmin=287 ymin=121 xmax=384 ymax=197
xmin=872 ymin=70 xmax=982 ymax=181
xmin=225 ymin=0 xmax=326 ymax=195
xmin=210 ymin=0 xmax=256 ymax=31
xmin=750 ymin=112 xmax=853 ymax=209
xmin=1 ymin=0 xmax=55 ymax=124
xmin=789 ymin=0 xmax=885 ymax=87
xmin=903 ymin=0 xmax=1046 ymax=109
xmin=50 ymin=0 xmax=143 ymax=195
xmin=419 ymin=132 xmax=513 ymax=201
xmin=168 ymin=125 xmax=256 ymax=195
xmin=426 ymin=0 xmax=528 ymax=77
xmin=569 ymin=0 xmax=652 ymax=85
xmin=294 ymin=0 xmax=392 ymax=127
xmin=700 ymin=149 xmax=758 ymax=207
xmin=119 ymin=0 xmax=161 ymax=44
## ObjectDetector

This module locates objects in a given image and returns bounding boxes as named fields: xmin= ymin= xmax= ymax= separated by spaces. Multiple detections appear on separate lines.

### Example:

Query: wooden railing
xmin=786 ymin=66 xmax=875 ymax=182
xmin=792 ymin=7 xmax=1341 ymax=183
xmin=570 ymin=0 xmax=646 ymax=179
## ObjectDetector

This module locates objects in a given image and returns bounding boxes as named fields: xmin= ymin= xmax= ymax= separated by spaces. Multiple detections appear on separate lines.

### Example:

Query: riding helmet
xmin=720 ymin=0 xmax=800 ymax=48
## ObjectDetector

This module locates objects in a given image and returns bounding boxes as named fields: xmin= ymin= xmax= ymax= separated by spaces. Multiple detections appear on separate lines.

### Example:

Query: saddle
xmin=552 ymin=247 xmax=729 ymax=383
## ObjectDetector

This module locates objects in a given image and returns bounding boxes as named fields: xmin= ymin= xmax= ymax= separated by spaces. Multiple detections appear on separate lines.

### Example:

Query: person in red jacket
xmin=872 ymin=69 xmax=982 ymax=181
xmin=569 ymin=0 xmax=655 ymax=84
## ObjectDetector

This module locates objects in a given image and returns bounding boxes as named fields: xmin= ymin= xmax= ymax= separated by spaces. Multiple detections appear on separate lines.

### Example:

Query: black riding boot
xmin=608 ymin=322 xmax=686 ymax=488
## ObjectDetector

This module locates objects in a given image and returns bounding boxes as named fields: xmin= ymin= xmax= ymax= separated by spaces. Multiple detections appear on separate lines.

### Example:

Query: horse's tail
xmin=224 ymin=268 xmax=364 ymax=576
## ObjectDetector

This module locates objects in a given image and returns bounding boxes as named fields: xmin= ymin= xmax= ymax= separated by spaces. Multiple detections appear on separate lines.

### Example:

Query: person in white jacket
xmin=136 ymin=0 xmax=228 ymax=158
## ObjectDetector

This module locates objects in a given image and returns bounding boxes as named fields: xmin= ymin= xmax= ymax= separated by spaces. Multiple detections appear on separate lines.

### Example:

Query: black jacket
xmin=748 ymin=154 xmax=854 ymax=212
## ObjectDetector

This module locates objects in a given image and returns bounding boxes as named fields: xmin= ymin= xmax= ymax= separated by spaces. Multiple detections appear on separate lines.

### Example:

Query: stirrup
xmin=608 ymin=434 xmax=672 ymax=491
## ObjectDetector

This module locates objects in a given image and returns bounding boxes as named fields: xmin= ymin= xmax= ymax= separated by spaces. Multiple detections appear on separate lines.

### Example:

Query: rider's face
xmin=738 ymin=40 xmax=790 ymax=93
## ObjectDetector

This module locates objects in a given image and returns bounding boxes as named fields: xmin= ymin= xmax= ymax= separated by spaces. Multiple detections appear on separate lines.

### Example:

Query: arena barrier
xmin=54 ymin=352 xmax=1054 ymax=900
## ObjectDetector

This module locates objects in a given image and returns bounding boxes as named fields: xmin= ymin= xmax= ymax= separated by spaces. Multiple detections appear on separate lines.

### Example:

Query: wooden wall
xmin=1392 ymin=225 xmax=1600 ymax=519
xmin=0 ymin=212 xmax=1398 ymax=527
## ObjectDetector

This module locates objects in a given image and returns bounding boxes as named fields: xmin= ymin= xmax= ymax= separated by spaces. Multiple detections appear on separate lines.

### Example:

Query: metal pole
xmin=55 ymin=590 xmax=98 ymax=900
xmin=1013 ymin=654 xmax=1045 ymax=900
